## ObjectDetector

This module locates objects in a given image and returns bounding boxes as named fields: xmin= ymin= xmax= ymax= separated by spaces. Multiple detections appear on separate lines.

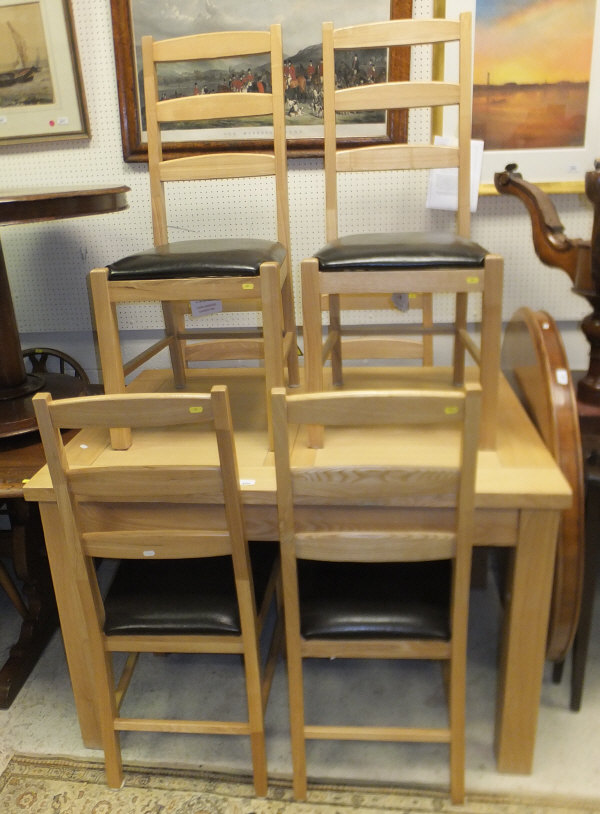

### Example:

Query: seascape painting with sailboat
xmin=473 ymin=0 xmax=595 ymax=149
xmin=0 ymin=1 xmax=53 ymax=107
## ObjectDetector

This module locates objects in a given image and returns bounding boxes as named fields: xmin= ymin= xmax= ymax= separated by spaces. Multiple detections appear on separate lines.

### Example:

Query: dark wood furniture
xmin=0 ymin=185 xmax=128 ymax=438
xmin=0 ymin=431 xmax=58 ymax=707
xmin=495 ymin=165 xmax=600 ymax=706
xmin=0 ymin=185 xmax=128 ymax=706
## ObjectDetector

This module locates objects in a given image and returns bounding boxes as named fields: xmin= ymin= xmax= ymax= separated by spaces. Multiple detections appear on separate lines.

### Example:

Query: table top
xmin=23 ymin=366 xmax=572 ymax=511
xmin=0 ymin=185 xmax=130 ymax=226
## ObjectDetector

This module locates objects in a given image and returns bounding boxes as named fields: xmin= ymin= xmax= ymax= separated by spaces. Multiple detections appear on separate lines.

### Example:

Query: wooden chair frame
xmin=90 ymin=25 xmax=299 ymax=450
xmin=33 ymin=386 xmax=281 ymax=795
xmin=271 ymin=384 xmax=481 ymax=803
xmin=301 ymin=15 xmax=502 ymax=449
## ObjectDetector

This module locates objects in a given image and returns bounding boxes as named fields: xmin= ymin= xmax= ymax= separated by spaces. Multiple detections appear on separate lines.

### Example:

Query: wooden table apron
xmin=24 ymin=367 xmax=570 ymax=776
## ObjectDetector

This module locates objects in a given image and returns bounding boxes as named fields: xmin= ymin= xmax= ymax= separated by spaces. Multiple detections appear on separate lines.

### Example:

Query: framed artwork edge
xmin=110 ymin=0 xmax=412 ymax=163
xmin=443 ymin=0 xmax=600 ymax=192
xmin=0 ymin=0 xmax=90 ymax=146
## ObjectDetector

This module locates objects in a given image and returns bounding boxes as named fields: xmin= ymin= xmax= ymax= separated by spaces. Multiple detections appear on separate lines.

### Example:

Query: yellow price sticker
xmin=466 ymin=276 xmax=479 ymax=284
xmin=189 ymin=406 xmax=204 ymax=414
xmin=444 ymin=406 xmax=459 ymax=415
xmin=242 ymin=283 xmax=255 ymax=290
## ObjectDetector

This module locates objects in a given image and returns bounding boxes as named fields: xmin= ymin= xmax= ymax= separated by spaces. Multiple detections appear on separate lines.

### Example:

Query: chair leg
xmin=479 ymin=255 xmax=503 ymax=451
xmin=329 ymin=293 xmax=343 ymax=387
xmin=301 ymin=258 xmax=325 ymax=447
xmin=452 ymin=292 xmax=467 ymax=387
xmin=281 ymin=265 xmax=300 ymax=387
xmin=162 ymin=302 xmax=187 ymax=389
xmin=89 ymin=268 xmax=131 ymax=450
xmin=280 ymin=549 xmax=308 ymax=799
xmin=261 ymin=261 xmax=286 ymax=450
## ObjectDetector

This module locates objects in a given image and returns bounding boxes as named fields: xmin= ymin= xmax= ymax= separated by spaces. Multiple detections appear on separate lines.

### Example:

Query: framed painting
xmin=110 ymin=0 xmax=413 ymax=162
xmin=0 ymin=0 xmax=89 ymax=145
xmin=445 ymin=0 xmax=600 ymax=192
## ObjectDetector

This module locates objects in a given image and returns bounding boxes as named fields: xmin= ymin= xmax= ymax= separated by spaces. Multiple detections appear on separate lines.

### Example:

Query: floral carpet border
xmin=1 ymin=753 xmax=599 ymax=814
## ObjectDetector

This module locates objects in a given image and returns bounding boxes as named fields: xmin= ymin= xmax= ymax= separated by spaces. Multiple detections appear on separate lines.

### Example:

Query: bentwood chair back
xmin=271 ymin=383 xmax=481 ymax=803
xmin=300 ymin=14 xmax=502 ymax=449
xmin=33 ymin=386 xmax=281 ymax=795
xmin=90 ymin=24 xmax=298 ymax=450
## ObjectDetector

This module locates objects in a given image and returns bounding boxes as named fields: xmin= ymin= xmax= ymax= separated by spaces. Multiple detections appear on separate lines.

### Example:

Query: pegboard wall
xmin=0 ymin=0 xmax=595 ymax=374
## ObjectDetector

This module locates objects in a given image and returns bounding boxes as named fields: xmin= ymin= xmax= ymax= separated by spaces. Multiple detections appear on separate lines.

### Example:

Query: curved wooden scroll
xmin=495 ymin=163 xmax=600 ymax=406
xmin=501 ymin=307 xmax=585 ymax=662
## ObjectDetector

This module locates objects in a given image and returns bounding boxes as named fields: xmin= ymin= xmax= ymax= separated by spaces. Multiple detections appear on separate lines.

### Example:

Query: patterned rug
xmin=1 ymin=754 xmax=599 ymax=814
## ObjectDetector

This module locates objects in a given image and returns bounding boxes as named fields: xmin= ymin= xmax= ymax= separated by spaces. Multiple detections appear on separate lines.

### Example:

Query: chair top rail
xmin=330 ymin=18 xmax=462 ymax=50
xmin=149 ymin=29 xmax=273 ymax=62
xmin=37 ymin=392 xmax=216 ymax=431
xmin=282 ymin=389 xmax=467 ymax=427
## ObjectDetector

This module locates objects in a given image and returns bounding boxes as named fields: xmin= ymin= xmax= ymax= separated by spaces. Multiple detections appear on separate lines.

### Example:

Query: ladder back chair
xmin=301 ymin=14 xmax=502 ymax=449
xmin=33 ymin=386 xmax=281 ymax=795
xmin=271 ymin=384 xmax=481 ymax=803
xmin=90 ymin=24 xmax=299 ymax=450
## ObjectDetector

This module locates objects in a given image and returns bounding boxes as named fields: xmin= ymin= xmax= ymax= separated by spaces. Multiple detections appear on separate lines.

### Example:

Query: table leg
xmin=494 ymin=508 xmax=560 ymax=772
xmin=38 ymin=502 xmax=102 ymax=748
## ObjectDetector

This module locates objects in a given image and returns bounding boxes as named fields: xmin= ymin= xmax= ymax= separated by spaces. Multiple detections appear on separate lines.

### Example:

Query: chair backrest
xmin=322 ymin=14 xmax=473 ymax=242
xmin=142 ymin=25 xmax=290 ymax=254
xmin=272 ymin=384 xmax=481 ymax=565
xmin=32 ymin=387 xmax=250 ymax=572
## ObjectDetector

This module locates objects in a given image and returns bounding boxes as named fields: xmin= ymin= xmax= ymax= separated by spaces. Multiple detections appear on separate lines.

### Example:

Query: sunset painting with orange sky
xmin=473 ymin=0 xmax=595 ymax=149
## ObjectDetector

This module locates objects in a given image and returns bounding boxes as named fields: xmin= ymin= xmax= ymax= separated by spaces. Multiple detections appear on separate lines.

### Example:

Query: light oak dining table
xmin=23 ymin=364 xmax=571 ymax=776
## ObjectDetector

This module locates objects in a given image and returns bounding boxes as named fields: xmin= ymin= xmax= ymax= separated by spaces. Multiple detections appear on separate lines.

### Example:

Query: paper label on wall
xmin=190 ymin=300 xmax=223 ymax=316
xmin=426 ymin=137 xmax=484 ymax=213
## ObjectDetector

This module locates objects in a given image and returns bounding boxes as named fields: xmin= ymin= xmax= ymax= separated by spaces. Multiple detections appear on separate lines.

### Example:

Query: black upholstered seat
xmin=314 ymin=232 xmax=487 ymax=272
xmin=104 ymin=543 xmax=277 ymax=637
xmin=108 ymin=239 xmax=287 ymax=281
xmin=298 ymin=560 xmax=451 ymax=640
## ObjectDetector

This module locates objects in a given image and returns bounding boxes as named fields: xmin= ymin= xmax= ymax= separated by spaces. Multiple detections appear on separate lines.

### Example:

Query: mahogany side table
xmin=0 ymin=185 xmax=128 ymax=706
xmin=0 ymin=185 xmax=128 ymax=437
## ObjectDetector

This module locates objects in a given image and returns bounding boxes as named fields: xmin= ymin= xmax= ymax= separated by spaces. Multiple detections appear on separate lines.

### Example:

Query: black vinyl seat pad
xmin=103 ymin=542 xmax=277 ymax=637
xmin=314 ymin=232 xmax=487 ymax=271
xmin=107 ymin=238 xmax=287 ymax=281
xmin=298 ymin=559 xmax=451 ymax=640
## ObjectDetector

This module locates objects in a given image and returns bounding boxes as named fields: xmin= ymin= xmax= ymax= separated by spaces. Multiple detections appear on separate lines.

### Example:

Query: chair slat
xmin=291 ymin=466 xmax=459 ymax=506
xmin=336 ymin=144 xmax=459 ymax=173
xmin=294 ymin=530 xmax=456 ymax=561
xmin=82 ymin=529 xmax=232 ymax=559
xmin=159 ymin=153 xmax=276 ymax=182
xmin=335 ymin=82 xmax=460 ymax=113
xmin=156 ymin=92 xmax=273 ymax=123
xmin=67 ymin=467 xmax=224 ymax=502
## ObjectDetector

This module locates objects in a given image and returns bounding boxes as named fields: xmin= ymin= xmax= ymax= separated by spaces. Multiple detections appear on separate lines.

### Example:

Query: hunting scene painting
xmin=473 ymin=0 xmax=595 ymax=150
xmin=129 ymin=0 xmax=395 ymax=136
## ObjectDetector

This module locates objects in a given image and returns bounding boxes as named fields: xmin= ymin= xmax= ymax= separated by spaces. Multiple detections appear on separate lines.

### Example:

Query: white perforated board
xmin=0 ymin=0 xmax=594 ymax=360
